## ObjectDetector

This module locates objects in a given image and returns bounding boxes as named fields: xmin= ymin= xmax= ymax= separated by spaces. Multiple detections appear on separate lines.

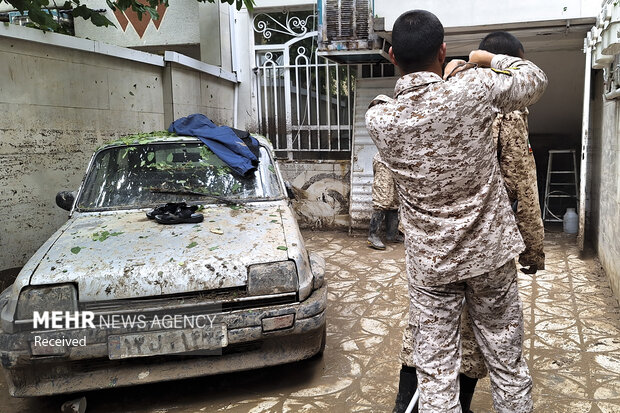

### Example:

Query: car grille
xmin=80 ymin=287 xmax=297 ymax=316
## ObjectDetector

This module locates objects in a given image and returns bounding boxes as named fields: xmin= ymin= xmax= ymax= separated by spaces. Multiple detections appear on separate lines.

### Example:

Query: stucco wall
xmin=590 ymin=72 xmax=620 ymax=302
xmin=279 ymin=161 xmax=350 ymax=229
xmin=0 ymin=35 xmax=165 ymax=271
xmin=0 ymin=26 xmax=236 ymax=272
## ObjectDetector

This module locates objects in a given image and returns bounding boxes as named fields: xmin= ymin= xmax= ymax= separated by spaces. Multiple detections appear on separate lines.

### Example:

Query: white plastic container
xmin=563 ymin=208 xmax=578 ymax=234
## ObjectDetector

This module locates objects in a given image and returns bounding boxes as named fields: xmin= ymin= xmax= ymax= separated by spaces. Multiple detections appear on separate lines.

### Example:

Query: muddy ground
xmin=0 ymin=230 xmax=619 ymax=412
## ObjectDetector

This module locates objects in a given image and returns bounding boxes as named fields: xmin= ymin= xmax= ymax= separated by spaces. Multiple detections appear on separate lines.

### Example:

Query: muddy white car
xmin=0 ymin=133 xmax=326 ymax=397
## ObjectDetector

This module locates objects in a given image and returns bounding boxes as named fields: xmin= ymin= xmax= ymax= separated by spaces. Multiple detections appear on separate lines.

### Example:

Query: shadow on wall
xmin=280 ymin=162 xmax=351 ymax=229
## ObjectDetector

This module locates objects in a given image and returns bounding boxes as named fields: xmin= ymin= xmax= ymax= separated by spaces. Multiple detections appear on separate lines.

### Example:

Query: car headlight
xmin=247 ymin=261 xmax=297 ymax=296
xmin=16 ymin=284 xmax=78 ymax=321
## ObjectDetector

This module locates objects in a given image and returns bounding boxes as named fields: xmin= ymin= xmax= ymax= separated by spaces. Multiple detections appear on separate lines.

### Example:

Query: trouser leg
xmin=410 ymin=260 xmax=532 ymax=413
xmin=410 ymin=283 xmax=464 ymax=412
xmin=386 ymin=209 xmax=405 ymax=243
xmin=400 ymin=302 xmax=487 ymax=412
xmin=367 ymin=210 xmax=386 ymax=250
xmin=460 ymin=305 xmax=488 ymax=379
xmin=465 ymin=260 xmax=533 ymax=413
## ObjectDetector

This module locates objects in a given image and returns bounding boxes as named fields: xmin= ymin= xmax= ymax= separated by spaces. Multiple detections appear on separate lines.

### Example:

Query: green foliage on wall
xmin=2 ymin=0 xmax=255 ymax=32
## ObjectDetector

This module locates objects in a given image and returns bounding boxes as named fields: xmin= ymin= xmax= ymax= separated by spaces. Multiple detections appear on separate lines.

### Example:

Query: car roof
xmin=98 ymin=132 xmax=274 ymax=154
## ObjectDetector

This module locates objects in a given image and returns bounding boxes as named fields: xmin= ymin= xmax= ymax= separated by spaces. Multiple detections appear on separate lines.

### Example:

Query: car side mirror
xmin=56 ymin=191 xmax=76 ymax=211
xmin=284 ymin=181 xmax=296 ymax=200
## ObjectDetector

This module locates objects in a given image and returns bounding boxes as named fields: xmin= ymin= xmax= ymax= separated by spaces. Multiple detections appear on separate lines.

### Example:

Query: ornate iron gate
xmin=253 ymin=11 xmax=356 ymax=159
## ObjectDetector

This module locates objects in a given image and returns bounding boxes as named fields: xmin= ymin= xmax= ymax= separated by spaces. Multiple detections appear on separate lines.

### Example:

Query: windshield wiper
xmin=149 ymin=188 xmax=239 ymax=205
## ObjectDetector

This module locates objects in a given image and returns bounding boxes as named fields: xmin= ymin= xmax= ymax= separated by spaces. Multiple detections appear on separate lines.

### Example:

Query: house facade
xmin=1 ymin=0 xmax=619 ymax=301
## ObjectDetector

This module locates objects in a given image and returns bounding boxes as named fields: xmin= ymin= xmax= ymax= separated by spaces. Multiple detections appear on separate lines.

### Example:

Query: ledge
xmin=0 ymin=22 xmax=165 ymax=67
xmin=164 ymin=51 xmax=238 ymax=84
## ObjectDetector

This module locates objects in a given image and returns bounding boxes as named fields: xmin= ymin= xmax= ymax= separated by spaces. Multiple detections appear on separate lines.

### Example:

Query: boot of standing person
xmin=368 ymin=210 xmax=386 ymax=250
xmin=385 ymin=209 xmax=405 ymax=243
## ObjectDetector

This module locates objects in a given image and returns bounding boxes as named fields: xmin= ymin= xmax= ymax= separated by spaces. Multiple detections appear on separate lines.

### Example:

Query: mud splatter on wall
xmin=0 ymin=32 xmax=234 ymax=272
xmin=279 ymin=161 xmax=351 ymax=229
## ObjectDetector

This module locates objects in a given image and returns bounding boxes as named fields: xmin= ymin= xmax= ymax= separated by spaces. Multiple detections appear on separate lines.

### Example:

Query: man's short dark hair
xmin=391 ymin=10 xmax=444 ymax=73
xmin=479 ymin=31 xmax=524 ymax=58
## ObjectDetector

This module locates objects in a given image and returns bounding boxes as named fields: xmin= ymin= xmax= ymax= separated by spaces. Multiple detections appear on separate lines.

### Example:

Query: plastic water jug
xmin=563 ymin=208 xmax=578 ymax=234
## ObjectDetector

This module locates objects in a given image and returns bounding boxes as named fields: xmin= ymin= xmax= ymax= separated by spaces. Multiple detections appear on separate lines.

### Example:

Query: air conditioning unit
xmin=318 ymin=0 xmax=390 ymax=64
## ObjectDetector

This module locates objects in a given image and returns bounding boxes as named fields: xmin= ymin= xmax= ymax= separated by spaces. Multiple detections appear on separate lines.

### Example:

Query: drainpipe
xmin=230 ymin=4 xmax=239 ymax=129
xmin=577 ymin=33 xmax=593 ymax=251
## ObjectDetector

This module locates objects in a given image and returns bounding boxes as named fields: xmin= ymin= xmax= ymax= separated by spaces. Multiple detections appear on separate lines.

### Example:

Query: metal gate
xmin=253 ymin=11 xmax=355 ymax=159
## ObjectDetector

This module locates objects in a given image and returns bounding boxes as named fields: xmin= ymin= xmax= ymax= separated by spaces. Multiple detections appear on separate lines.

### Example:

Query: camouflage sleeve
xmin=365 ymin=95 xmax=395 ymax=151
xmin=483 ymin=54 xmax=548 ymax=114
xmin=498 ymin=112 xmax=528 ymax=202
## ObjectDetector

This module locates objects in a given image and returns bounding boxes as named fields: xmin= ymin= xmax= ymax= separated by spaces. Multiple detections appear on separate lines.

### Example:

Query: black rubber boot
xmin=459 ymin=373 xmax=478 ymax=413
xmin=368 ymin=210 xmax=386 ymax=250
xmin=393 ymin=365 xmax=418 ymax=413
xmin=385 ymin=210 xmax=404 ymax=243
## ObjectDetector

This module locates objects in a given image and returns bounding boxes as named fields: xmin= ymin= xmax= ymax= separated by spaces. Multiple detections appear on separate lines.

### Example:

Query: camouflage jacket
xmin=365 ymin=55 xmax=548 ymax=286
xmin=494 ymin=110 xmax=545 ymax=269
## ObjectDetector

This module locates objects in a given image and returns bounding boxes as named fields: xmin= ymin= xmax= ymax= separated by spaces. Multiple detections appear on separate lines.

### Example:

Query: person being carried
xmin=444 ymin=31 xmax=545 ymax=274
xmin=366 ymin=10 xmax=547 ymax=413
xmin=481 ymin=31 xmax=545 ymax=274
xmin=368 ymin=152 xmax=404 ymax=250
xmin=392 ymin=30 xmax=548 ymax=413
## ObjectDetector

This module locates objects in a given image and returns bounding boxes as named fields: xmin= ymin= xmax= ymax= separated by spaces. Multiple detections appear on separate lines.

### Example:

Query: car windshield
xmin=77 ymin=141 xmax=284 ymax=211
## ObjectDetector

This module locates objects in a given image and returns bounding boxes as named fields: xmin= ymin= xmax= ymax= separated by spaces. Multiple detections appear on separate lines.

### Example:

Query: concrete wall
xmin=590 ymin=71 xmax=620 ymax=301
xmin=163 ymin=63 xmax=235 ymax=127
xmin=0 ymin=24 xmax=236 ymax=272
xmin=0 ymin=37 xmax=164 ymax=272
xmin=279 ymin=161 xmax=350 ymax=229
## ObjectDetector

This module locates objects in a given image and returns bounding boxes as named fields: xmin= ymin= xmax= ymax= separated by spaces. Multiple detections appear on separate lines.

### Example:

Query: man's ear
xmin=389 ymin=46 xmax=398 ymax=67
xmin=438 ymin=43 xmax=447 ymax=65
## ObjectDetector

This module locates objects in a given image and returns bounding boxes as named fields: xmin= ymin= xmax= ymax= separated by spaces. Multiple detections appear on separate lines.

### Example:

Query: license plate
xmin=108 ymin=325 xmax=228 ymax=360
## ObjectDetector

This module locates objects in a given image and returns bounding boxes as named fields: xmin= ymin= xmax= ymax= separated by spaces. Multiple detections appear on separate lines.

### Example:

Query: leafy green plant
xmin=2 ymin=0 xmax=255 ymax=32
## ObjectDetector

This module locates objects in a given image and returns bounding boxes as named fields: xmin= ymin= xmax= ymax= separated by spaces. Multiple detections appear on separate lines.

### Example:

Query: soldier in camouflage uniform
xmin=394 ymin=31 xmax=547 ymax=413
xmin=481 ymin=31 xmax=545 ymax=274
xmin=368 ymin=153 xmax=404 ymax=250
xmin=493 ymin=108 xmax=545 ymax=273
xmin=366 ymin=10 xmax=547 ymax=413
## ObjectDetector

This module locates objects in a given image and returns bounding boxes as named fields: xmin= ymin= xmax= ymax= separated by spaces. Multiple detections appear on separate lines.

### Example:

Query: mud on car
xmin=0 ymin=133 xmax=326 ymax=396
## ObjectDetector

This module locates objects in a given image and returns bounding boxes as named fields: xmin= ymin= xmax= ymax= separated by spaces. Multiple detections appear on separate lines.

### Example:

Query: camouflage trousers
xmin=400 ymin=304 xmax=488 ymax=379
xmin=408 ymin=260 xmax=533 ymax=413
xmin=372 ymin=155 xmax=399 ymax=210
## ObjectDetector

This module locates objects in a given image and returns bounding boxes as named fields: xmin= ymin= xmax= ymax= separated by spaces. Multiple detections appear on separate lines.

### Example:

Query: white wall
xmin=375 ymin=0 xmax=598 ymax=30
xmin=252 ymin=0 xmax=315 ymax=10
xmin=75 ymin=0 xmax=200 ymax=48
xmin=590 ymin=71 xmax=620 ymax=302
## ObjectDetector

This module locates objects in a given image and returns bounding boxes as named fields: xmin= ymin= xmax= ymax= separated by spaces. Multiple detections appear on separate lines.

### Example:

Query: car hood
xmin=29 ymin=203 xmax=291 ymax=301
